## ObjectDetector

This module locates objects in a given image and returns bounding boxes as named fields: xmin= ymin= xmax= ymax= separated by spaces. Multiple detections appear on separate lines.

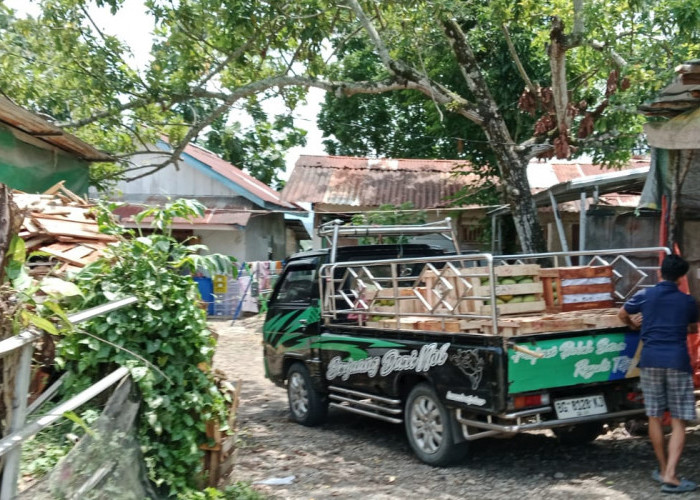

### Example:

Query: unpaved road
xmin=212 ymin=317 xmax=700 ymax=499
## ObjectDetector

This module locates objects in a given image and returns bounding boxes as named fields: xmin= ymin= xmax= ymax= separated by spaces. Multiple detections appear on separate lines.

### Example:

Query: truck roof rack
xmin=318 ymin=218 xmax=460 ymax=263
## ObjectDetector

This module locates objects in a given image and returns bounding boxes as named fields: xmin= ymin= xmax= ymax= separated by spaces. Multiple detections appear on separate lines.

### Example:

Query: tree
xmin=1 ymin=1 xmax=699 ymax=251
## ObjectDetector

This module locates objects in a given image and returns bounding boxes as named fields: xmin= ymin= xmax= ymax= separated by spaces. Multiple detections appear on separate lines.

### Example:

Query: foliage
xmin=53 ymin=199 xmax=237 ymax=497
xmin=21 ymin=407 xmax=101 ymax=477
xmin=197 ymin=101 xmax=307 ymax=188
xmin=3 ymin=1 xmax=700 ymax=248
xmin=2 ymin=234 xmax=83 ymax=336
xmin=197 ymin=484 xmax=265 ymax=500
xmin=351 ymin=202 xmax=427 ymax=244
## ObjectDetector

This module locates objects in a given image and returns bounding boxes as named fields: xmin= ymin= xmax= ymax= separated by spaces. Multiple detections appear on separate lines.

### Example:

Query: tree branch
xmin=548 ymin=17 xmax=571 ymax=133
xmin=501 ymin=23 xmax=537 ymax=96
xmin=588 ymin=40 xmax=628 ymax=68
xmin=344 ymin=0 xmax=393 ymax=70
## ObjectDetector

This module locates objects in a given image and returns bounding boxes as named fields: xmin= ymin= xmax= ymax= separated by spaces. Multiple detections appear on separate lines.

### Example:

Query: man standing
xmin=619 ymin=254 xmax=699 ymax=494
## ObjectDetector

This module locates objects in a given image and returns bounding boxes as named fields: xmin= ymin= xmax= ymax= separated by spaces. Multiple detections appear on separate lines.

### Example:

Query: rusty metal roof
xmin=178 ymin=142 xmax=297 ymax=210
xmin=0 ymin=96 xmax=112 ymax=162
xmin=113 ymin=203 xmax=253 ymax=227
xmin=281 ymin=155 xmax=488 ymax=208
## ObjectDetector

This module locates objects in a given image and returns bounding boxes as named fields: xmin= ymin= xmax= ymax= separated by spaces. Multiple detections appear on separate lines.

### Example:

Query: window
xmin=275 ymin=268 xmax=315 ymax=303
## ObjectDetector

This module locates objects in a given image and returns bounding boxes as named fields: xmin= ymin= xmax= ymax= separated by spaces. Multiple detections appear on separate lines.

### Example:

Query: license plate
xmin=554 ymin=395 xmax=607 ymax=419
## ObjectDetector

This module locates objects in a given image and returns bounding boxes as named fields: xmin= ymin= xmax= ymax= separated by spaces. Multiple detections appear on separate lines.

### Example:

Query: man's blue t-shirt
xmin=624 ymin=281 xmax=699 ymax=373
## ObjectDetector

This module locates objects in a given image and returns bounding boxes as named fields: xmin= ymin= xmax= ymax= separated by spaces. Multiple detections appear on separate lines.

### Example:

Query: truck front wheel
xmin=287 ymin=363 xmax=328 ymax=426
xmin=404 ymin=383 xmax=468 ymax=466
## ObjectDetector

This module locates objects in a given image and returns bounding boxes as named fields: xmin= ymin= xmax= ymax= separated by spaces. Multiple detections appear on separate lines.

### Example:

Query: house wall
xmin=682 ymin=220 xmax=700 ymax=301
xmin=195 ymin=228 xmax=246 ymax=258
xmin=0 ymin=124 xmax=90 ymax=195
xmin=245 ymin=213 xmax=287 ymax=261
xmin=286 ymin=228 xmax=300 ymax=257
xmin=104 ymin=152 xmax=239 ymax=200
xmin=193 ymin=215 xmax=287 ymax=262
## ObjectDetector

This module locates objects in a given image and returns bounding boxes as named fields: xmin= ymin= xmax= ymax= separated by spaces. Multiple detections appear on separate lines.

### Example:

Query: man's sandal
xmin=661 ymin=479 xmax=697 ymax=494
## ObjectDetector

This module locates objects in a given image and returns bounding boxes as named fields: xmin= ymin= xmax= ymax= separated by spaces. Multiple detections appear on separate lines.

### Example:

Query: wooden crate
xmin=462 ymin=264 xmax=545 ymax=316
xmin=540 ymin=266 xmax=615 ymax=312
xmin=479 ymin=314 xmax=587 ymax=336
xmin=413 ymin=318 xmax=462 ymax=332
xmin=369 ymin=287 xmax=421 ymax=314
xmin=418 ymin=268 xmax=466 ymax=312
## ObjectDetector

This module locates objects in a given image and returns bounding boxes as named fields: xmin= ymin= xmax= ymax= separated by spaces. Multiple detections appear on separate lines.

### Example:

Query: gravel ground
xmin=211 ymin=317 xmax=700 ymax=500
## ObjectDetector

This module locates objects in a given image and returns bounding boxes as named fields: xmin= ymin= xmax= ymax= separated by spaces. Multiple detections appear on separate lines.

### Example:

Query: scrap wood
xmin=13 ymin=187 xmax=114 ymax=277
xmin=33 ymin=217 xmax=117 ymax=242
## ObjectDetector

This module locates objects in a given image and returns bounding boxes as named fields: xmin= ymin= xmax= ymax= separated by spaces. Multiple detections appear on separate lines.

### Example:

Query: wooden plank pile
xmin=478 ymin=308 xmax=624 ymax=337
xmin=200 ymin=376 xmax=241 ymax=487
xmin=13 ymin=182 xmax=116 ymax=276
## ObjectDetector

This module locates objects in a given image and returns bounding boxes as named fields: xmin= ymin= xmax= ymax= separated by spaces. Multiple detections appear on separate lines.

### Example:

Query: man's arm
xmin=618 ymin=307 xmax=642 ymax=330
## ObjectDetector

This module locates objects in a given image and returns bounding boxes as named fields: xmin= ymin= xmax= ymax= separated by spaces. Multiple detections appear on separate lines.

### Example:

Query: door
xmin=263 ymin=261 xmax=321 ymax=383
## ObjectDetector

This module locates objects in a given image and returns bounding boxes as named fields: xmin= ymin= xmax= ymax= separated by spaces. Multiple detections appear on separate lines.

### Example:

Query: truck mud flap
xmin=328 ymin=385 xmax=403 ymax=424
xmin=455 ymin=407 xmax=645 ymax=439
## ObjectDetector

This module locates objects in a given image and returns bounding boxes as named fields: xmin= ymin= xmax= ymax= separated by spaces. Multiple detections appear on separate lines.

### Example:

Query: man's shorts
xmin=640 ymin=367 xmax=696 ymax=421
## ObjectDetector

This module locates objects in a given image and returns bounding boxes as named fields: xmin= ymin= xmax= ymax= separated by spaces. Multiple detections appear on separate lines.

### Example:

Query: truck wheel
xmin=287 ymin=363 xmax=328 ymax=426
xmin=404 ymin=383 xmax=468 ymax=466
xmin=553 ymin=422 xmax=604 ymax=445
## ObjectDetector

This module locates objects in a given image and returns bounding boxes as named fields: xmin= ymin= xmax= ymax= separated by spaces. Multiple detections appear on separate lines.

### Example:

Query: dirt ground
xmin=211 ymin=317 xmax=700 ymax=500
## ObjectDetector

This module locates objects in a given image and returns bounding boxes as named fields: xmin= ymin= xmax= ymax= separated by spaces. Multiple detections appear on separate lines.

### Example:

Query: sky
xmin=4 ymin=0 xmax=327 ymax=178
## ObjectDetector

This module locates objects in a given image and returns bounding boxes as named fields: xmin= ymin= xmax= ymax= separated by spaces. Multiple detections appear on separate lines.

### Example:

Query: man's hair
xmin=661 ymin=254 xmax=690 ymax=281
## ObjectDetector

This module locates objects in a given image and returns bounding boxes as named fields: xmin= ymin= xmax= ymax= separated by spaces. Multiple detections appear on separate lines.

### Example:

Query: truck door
xmin=263 ymin=260 xmax=322 ymax=384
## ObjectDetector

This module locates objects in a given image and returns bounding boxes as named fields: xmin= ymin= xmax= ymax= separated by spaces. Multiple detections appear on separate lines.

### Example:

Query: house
xmin=104 ymin=139 xmax=308 ymax=262
xmin=639 ymin=60 xmax=700 ymax=299
xmin=0 ymin=96 xmax=110 ymax=194
xmin=282 ymin=154 xmax=651 ymax=253
xmin=518 ymin=157 xmax=655 ymax=254
xmin=281 ymin=155 xmax=496 ymax=251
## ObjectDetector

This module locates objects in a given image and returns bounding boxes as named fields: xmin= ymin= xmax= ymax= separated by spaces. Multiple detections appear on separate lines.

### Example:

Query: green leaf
xmin=62 ymin=410 xmax=96 ymax=437
xmin=40 ymin=277 xmax=84 ymax=298
xmin=27 ymin=313 xmax=58 ymax=335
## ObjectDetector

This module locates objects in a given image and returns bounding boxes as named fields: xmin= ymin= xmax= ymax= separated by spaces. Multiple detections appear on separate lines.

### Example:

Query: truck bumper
xmin=455 ymin=407 xmax=645 ymax=441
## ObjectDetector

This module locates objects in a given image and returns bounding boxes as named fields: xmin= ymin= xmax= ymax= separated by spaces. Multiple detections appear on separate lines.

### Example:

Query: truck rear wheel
xmin=553 ymin=422 xmax=604 ymax=445
xmin=404 ymin=383 xmax=468 ymax=466
xmin=287 ymin=363 xmax=328 ymax=426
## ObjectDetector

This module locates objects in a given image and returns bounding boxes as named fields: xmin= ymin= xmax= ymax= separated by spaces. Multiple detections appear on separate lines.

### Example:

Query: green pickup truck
xmin=263 ymin=218 xmax=664 ymax=465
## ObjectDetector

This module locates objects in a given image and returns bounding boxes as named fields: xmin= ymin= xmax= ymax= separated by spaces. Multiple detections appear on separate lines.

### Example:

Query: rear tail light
xmin=626 ymin=391 xmax=644 ymax=403
xmin=513 ymin=393 xmax=550 ymax=409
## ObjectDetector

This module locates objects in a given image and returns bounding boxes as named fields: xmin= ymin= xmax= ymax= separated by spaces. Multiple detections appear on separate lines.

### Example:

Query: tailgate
xmin=508 ymin=330 xmax=641 ymax=394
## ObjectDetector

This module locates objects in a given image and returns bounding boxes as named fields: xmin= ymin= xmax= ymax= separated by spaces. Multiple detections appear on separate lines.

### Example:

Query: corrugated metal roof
xmin=182 ymin=142 xmax=296 ymax=210
xmin=0 ymin=96 xmax=112 ymax=162
xmin=282 ymin=155 xmax=488 ymax=208
xmin=113 ymin=204 xmax=253 ymax=227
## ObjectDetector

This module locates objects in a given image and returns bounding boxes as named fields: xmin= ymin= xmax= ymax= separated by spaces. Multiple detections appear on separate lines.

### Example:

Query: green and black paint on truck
xmin=263 ymin=244 xmax=646 ymax=466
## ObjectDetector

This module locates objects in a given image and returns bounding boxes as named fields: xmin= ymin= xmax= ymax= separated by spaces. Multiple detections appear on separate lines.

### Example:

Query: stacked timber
xmin=13 ymin=182 xmax=116 ymax=276
xmin=479 ymin=308 xmax=624 ymax=336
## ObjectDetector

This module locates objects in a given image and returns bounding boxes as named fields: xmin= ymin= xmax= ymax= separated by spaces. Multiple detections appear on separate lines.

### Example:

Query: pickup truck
xmin=263 ymin=218 xmax=666 ymax=465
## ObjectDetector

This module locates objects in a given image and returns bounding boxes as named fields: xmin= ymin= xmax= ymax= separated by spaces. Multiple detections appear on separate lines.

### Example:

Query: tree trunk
xmin=0 ymin=184 xmax=17 ymax=278
xmin=489 ymin=135 xmax=548 ymax=254
xmin=0 ymin=184 xmax=21 ymax=458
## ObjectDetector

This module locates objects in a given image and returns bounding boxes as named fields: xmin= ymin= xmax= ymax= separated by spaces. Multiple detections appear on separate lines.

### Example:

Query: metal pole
xmin=579 ymin=191 xmax=587 ymax=253
xmin=0 ymin=342 xmax=34 ymax=500
xmin=548 ymin=190 xmax=572 ymax=266
xmin=0 ymin=367 xmax=130 ymax=459
xmin=0 ymin=296 xmax=137 ymax=498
